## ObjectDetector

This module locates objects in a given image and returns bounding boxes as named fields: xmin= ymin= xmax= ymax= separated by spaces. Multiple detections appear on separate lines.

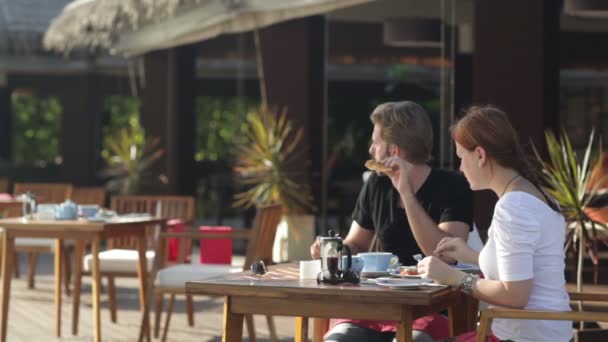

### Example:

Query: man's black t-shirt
xmin=352 ymin=168 xmax=474 ymax=266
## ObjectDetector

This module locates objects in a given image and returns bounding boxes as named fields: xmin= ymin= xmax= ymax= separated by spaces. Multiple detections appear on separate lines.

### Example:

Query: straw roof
xmin=44 ymin=0 xmax=373 ymax=56
xmin=43 ymin=0 xmax=218 ymax=54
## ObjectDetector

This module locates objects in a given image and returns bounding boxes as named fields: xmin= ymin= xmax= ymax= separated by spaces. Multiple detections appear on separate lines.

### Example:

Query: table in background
xmin=0 ymin=216 xmax=167 ymax=342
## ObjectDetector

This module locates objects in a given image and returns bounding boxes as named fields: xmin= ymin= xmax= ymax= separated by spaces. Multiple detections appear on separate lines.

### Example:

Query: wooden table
xmin=186 ymin=263 xmax=476 ymax=342
xmin=0 ymin=216 xmax=166 ymax=342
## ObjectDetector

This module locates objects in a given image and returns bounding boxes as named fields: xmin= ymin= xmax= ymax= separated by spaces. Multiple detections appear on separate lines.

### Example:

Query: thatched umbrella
xmin=43 ymin=0 xmax=213 ymax=54
xmin=44 ymin=0 xmax=372 ymax=56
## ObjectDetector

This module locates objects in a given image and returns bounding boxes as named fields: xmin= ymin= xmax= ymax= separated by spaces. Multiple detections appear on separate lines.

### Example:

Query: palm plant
xmin=100 ymin=127 xmax=165 ymax=195
xmin=534 ymin=130 xmax=607 ymax=296
xmin=233 ymin=107 xmax=314 ymax=217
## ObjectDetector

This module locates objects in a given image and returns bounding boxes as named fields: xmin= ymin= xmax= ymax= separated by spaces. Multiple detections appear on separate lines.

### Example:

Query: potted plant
xmin=534 ymin=130 xmax=608 ymax=322
xmin=100 ymin=126 xmax=165 ymax=195
xmin=233 ymin=107 xmax=316 ymax=261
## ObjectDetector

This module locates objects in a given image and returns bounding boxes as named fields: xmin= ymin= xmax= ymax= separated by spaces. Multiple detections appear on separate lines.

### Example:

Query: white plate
xmin=389 ymin=266 xmax=423 ymax=278
xmin=451 ymin=264 xmax=479 ymax=272
xmin=360 ymin=271 xmax=390 ymax=278
xmin=87 ymin=217 xmax=107 ymax=222
xmin=375 ymin=278 xmax=428 ymax=289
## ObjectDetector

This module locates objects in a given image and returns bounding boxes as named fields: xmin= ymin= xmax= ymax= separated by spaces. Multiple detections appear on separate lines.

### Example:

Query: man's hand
xmin=383 ymin=156 xmax=415 ymax=195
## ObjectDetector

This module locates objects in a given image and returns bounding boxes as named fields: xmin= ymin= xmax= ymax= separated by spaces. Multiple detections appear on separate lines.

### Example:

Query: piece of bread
xmin=364 ymin=159 xmax=394 ymax=173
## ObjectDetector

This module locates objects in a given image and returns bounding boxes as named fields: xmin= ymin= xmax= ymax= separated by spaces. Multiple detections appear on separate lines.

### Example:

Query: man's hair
xmin=370 ymin=101 xmax=433 ymax=164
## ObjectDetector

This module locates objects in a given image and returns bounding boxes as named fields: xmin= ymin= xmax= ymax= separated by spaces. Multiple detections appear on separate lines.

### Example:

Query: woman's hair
xmin=451 ymin=105 xmax=558 ymax=211
xmin=370 ymin=101 xmax=433 ymax=164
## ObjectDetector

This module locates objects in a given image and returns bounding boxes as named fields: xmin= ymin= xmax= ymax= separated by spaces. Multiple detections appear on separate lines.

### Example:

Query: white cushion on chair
xmin=13 ymin=238 xmax=74 ymax=250
xmin=15 ymin=238 xmax=56 ymax=248
xmin=155 ymin=264 xmax=242 ymax=289
xmin=83 ymin=249 xmax=155 ymax=273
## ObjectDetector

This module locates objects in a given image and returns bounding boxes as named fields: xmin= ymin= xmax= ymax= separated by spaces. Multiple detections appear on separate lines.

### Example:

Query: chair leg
xmin=161 ymin=294 xmax=175 ymax=342
xmin=266 ymin=315 xmax=278 ymax=342
xmin=245 ymin=314 xmax=256 ymax=342
xmin=27 ymin=252 xmax=38 ymax=289
xmin=13 ymin=251 xmax=19 ymax=278
xmin=107 ymin=276 xmax=117 ymax=323
xmin=186 ymin=294 xmax=194 ymax=327
xmin=154 ymin=293 xmax=164 ymax=339
xmin=62 ymin=247 xmax=72 ymax=296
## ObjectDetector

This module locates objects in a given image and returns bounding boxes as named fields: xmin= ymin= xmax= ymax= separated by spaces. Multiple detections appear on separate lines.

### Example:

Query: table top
xmin=0 ymin=216 xmax=166 ymax=232
xmin=186 ymin=263 xmax=456 ymax=306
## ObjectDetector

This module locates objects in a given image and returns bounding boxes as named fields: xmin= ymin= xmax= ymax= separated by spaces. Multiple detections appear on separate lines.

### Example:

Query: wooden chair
xmin=0 ymin=177 xmax=8 ymax=193
xmin=477 ymin=291 xmax=608 ymax=342
xmin=75 ymin=195 xmax=195 ymax=328
xmin=153 ymin=204 xmax=282 ymax=342
xmin=11 ymin=182 xmax=73 ymax=291
xmin=71 ymin=187 xmax=107 ymax=207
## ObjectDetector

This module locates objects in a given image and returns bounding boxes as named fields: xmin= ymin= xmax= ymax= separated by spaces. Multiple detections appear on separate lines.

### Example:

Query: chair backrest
xmin=13 ymin=182 xmax=72 ymax=203
xmin=109 ymin=195 xmax=196 ymax=250
xmin=0 ymin=177 xmax=8 ymax=193
xmin=71 ymin=187 xmax=107 ymax=206
xmin=243 ymin=205 xmax=283 ymax=270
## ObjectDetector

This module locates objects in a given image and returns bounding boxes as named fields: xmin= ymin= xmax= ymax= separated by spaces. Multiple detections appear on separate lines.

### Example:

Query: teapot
xmin=317 ymin=230 xmax=359 ymax=285
xmin=55 ymin=199 xmax=78 ymax=220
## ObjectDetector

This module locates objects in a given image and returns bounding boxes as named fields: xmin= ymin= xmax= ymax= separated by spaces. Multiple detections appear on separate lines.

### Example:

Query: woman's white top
xmin=479 ymin=191 xmax=571 ymax=342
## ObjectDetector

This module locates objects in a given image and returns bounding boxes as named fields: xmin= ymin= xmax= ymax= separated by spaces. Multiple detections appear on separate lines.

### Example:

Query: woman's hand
xmin=434 ymin=237 xmax=479 ymax=265
xmin=417 ymin=256 xmax=465 ymax=286
xmin=383 ymin=157 xmax=415 ymax=195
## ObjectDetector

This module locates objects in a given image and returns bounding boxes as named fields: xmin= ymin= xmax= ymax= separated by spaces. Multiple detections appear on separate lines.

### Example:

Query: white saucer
xmin=360 ymin=271 xmax=390 ymax=278
xmin=451 ymin=263 xmax=479 ymax=272
xmin=375 ymin=278 xmax=428 ymax=289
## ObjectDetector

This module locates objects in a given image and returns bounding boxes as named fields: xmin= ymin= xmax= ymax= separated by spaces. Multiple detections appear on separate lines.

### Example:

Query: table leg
xmin=91 ymin=235 xmax=102 ymax=342
xmin=54 ymin=239 xmax=64 ymax=337
xmin=72 ymin=240 xmax=85 ymax=335
xmin=223 ymin=297 xmax=244 ymax=342
xmin=449 ymin=293 xmax=476 ymax=336
xmin=395 ymin=308 xmax=413 ymax=342
xmin=312 ymin=318 xmax=329 ymax=342
xmin=295 ymin=317 xmax=308 ymax=342
xmin=0 ymin=231 xmax=15 ymax=342
xmin=136 ymin=234 xmax=151 ymax=342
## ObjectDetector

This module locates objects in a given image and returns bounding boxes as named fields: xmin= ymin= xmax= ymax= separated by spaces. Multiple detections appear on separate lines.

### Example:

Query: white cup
xmin=299 ymin=260 xmax=322 ymax=279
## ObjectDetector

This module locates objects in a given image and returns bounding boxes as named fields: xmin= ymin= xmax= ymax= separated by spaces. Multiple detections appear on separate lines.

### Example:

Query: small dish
xmin=451 ymin=263 xmax=479 ymax=272
xmin=376 ymin=277 xmax=444 ymax=289
xmin=389 ymin=266 xmax=423 ymax=278
xmin=360 ymin=271 xmax=390 ymax=278
xmin=375 ymin=277 xmax=427 ymax=289
xmin=87 ymin=216 xmax=107 ymax=222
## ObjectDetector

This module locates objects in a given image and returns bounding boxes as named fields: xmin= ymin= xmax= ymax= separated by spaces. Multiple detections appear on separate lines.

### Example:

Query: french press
xmin=317 ymin=230 xmax=360 ymax=285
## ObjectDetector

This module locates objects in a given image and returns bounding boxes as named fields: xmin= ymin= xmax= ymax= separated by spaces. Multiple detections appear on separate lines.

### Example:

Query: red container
xmin=199 ymin=226 xmax=233 ymax=264
xmin=167 ymin=219 xmax=192 ymax=262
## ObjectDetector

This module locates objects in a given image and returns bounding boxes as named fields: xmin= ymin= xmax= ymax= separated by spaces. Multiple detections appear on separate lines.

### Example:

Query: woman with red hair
xmin=415 ymin=106 xmax=571 ymax=342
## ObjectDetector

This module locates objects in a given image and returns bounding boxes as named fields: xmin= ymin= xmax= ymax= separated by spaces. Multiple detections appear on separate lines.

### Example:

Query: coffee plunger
xmin=317 ymin=230 xmax=359 ymax=285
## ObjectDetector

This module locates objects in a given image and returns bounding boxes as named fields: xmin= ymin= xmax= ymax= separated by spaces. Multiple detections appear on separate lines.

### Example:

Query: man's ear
xmin=390 ymin=144 xmax=400 ymax=157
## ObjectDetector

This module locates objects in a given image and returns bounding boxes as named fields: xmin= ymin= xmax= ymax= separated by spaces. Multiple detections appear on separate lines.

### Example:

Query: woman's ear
xmin=475 ymin=146 xmax=487 ymax=167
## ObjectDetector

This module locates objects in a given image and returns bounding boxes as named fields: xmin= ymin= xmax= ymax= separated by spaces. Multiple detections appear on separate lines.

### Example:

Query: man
xmin=310 ymin=101 xmax=474 ymax=342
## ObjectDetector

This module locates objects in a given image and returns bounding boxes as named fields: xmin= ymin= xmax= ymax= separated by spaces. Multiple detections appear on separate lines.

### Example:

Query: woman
xmin=416 ymin=106 xmax=571 ymax=342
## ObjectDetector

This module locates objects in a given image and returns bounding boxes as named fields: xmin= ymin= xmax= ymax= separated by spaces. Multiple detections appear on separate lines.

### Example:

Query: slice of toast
xmin=364 ymin=159 xmax=394 ymax=173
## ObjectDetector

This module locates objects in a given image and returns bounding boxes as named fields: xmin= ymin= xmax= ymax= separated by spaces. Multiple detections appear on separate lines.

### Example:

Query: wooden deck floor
xmin=6 ymin=252 xmax=298 ymax=341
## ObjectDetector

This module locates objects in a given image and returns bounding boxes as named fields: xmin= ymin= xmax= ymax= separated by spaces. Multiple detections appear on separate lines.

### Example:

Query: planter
xmin=272 ymin=214 xmax=316 ymax=263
